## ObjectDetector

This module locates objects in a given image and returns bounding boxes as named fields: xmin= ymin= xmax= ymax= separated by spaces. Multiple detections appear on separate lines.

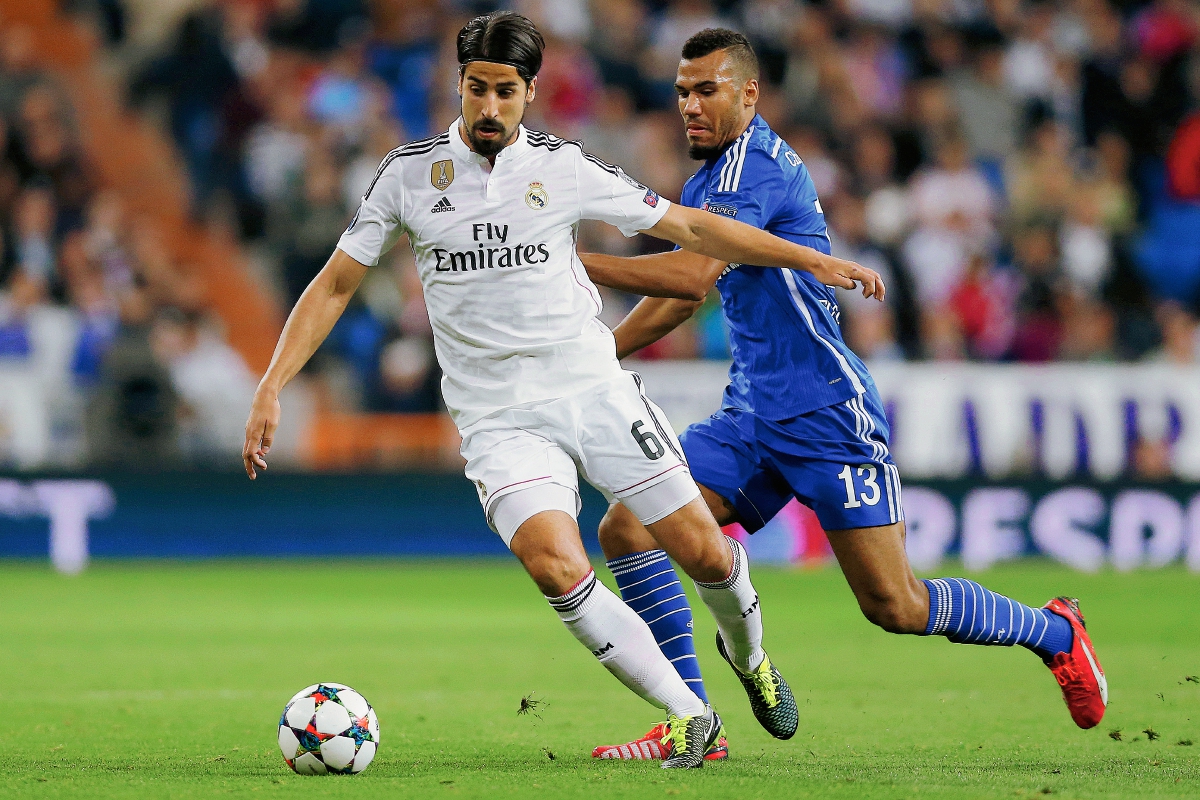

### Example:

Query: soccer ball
xmin=277 ymin=683 xmax=379 ymax=774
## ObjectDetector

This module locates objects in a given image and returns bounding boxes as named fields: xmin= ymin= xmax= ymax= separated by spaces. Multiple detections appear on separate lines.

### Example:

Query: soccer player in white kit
xmin=243 ymin=12 xmax=883 ymax=768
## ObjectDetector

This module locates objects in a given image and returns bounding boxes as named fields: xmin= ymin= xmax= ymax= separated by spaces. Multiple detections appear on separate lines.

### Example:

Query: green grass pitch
xmin=2 ymin=560 xmax=1197 ymax=799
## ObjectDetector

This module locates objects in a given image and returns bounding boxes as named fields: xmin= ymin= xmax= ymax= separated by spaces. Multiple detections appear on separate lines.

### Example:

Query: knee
xmin=685 ymin=536 xmax=733 ymax=583
xmin=596 ymin=508 xmax=627 ymax=556
xmin=858 ymin=588 xmax=928 ymax=635
xmin=521 ymin=545 xmax=590 ymax=598
xmin=597 ymin=504 xmax=655 ymax=560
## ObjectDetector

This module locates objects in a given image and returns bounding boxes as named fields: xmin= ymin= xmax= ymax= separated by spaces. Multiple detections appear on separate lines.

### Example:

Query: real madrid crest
xmin=431 ymin=160 xmax=454 ymax=191
xmin=525 ymin=181 xmax=548 ymax=210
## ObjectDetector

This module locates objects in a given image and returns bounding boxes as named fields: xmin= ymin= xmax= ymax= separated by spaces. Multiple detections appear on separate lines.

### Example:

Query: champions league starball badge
xmin=525 ymin=181 xmax=548 ymax=210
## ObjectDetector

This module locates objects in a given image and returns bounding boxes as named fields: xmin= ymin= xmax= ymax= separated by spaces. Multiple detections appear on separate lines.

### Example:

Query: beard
xmin=467 ymin=119 xmax=514 ymax=157
xmin=687 ymin=141 xmax=726 ymax=160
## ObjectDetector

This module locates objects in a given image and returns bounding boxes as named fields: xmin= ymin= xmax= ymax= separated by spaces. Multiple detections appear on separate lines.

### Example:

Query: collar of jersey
xmin=448 ymin=117 xmax=531 ymax=165
xmin=704 ymin=113 xmax=767 ymax=168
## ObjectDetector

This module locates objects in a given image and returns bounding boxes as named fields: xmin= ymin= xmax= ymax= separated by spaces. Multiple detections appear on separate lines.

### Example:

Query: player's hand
xmin=809 ymin=252 xmax=886 ymax=301
xmin=243 ymin=388 xmax=281 ymax=480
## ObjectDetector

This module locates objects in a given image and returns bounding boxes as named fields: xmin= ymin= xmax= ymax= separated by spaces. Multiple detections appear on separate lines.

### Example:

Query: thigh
xmin=681 ymin=407 xmax=793 ymax=532
xmin=558 ymin=372 xmax=691 ymax=501
xmin=460 ymin=414 xmax=580 ymax=533
xmin=761 ymin=394 xmax=903 ymax=532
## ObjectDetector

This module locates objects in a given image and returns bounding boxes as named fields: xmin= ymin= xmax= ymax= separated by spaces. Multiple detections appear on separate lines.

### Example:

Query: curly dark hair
xmin=680 ymin=28 xmax=759 ymax=81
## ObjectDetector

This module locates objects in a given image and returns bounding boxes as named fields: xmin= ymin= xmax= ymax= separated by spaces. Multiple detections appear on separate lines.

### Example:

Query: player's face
xmin=675 ymin=51 xmax=758 ymax=160
xmin=458 ymin=63 xmax=535 ymax=158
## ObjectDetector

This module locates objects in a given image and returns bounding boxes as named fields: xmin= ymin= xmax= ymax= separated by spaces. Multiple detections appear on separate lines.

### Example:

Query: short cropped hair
xmin=457 ymin=11 xmax=546 ymax=85
xmin=680 ymin=28 xmax=759 ymax=81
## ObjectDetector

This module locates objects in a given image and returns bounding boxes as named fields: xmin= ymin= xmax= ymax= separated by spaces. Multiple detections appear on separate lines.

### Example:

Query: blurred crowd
xmin=2 ymin=0 xmax=1200 ymax=461
xmin=0 ymin=18 xmax=256 ymax=467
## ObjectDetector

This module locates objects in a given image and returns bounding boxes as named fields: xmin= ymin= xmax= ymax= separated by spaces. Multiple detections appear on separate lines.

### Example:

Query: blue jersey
xmin=680 ymin=115 xmax=876 ymax=419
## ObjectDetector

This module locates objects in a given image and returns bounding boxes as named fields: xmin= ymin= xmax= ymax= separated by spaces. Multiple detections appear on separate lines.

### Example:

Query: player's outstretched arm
xmin=610 ymin=296 xmax=703 ymax=359
xmin=646 ymin=204 xmax=885 ymax=301
xmin=243 ymin=249 xmax=368 ymax=479
xmin=579 ymin=249 xmax=726 ymax=301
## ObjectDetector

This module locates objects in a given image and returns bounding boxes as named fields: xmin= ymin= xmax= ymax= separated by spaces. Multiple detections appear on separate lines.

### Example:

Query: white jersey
xmin=337 ymin=120 xmax=671 ymax=428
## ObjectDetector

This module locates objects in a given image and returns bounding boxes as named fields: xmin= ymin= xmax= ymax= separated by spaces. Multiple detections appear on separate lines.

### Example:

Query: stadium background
xmin=0 ymin=0 xmax=1198 ymax=796
xmin=1 ymin=0 xmax=1199 ymax=571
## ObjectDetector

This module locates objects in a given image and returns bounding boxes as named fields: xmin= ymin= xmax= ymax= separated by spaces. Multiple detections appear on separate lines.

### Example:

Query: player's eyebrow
xmin=467 ymin=76 xmax=520 ymax=90
xmin=676 ymin=80 xmax=718 ymax=92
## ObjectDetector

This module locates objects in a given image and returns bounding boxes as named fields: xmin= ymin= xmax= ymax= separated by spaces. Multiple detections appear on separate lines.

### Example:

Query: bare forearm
xmin=258 ymin=251 xmax=366 ymax=395
xmin=581 ymin=250 xmax=725 ymax=301
xmin=665 ymin=205 xmax=822 ymax=272
xmin=646 ymin=204 xmax=885 ymax=300
xmin=612 ymin=296 xmax=701 ymax=359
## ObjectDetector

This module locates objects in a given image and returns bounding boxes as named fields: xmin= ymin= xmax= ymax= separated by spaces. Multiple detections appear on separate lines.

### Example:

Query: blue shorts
xmin=679 ymin=392 xmax=904 ymax=532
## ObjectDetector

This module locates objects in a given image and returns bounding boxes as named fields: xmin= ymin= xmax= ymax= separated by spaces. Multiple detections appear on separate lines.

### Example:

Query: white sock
xmin=694 ymin=536 xmax=765 ymax=673
xmin=548 ymin=570 xmax=706 ymax=718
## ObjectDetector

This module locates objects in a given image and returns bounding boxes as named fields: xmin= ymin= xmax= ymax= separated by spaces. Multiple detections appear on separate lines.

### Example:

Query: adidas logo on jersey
xmin=431 ymin=197 xmax=456 ymax=213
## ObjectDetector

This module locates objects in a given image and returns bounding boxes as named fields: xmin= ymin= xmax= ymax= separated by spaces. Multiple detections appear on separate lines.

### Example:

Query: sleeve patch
xmin=643 ymin=189 xmax=660 ymax=208
xmin=701 ymin=200 xmax=738 ymax=218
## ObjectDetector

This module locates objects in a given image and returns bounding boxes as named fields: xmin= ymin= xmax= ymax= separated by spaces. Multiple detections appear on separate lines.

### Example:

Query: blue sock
xmin=607 ymin=550 xmax=708 ymax=704
xmin=922 ymin=578 xmax=1073 ymax=661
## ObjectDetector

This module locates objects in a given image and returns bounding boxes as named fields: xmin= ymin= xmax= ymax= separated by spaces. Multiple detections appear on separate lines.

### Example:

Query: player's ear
xmin=525 ymin=76 xmax=537 ymax=104
xmin=456 ymin=66 xmax=465 ymax=97
xmin=743 ymin=78 xmax=759 ymax=107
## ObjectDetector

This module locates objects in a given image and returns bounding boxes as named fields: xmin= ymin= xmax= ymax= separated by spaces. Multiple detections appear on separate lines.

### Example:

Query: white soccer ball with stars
xmin=278 ymin=683 xmax=379 ymax=774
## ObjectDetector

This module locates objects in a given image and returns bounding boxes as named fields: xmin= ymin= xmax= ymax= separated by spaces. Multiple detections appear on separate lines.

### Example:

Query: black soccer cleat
xmin=660 ymin=705 xmax=723 ymax=769
xmin=716 ymin=632 xmax=798 ymax=740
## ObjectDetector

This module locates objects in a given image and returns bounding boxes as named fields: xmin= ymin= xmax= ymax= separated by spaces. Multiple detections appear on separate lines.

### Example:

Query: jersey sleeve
xmin=575 ymin=149 xmax=671 ymax=237
xmin=701 ymin=146 xmax=786 ymax=229
xmin=337 ymin=160 xmax=407 ymax=267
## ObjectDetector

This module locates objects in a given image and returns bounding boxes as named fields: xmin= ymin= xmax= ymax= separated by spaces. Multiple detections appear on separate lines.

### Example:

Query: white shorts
xmin=461 ymin=372 xmax=701 ymax=546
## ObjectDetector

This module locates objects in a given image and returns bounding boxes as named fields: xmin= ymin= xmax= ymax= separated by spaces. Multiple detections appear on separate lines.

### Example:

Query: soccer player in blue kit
xmin=584 ymin=29 xmax=1108 ymax=762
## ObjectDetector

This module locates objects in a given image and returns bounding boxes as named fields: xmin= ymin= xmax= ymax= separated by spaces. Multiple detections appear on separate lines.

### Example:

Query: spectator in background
xmin=272 ymin=147 xmax=348 ymax=306
xmin=1059 ymin=294 xmax=1118 ymax=361
xmin=1150 ymin=301 xmax=1200 ymax=363
xmin=949 ymin=35 xmax=1021 ymax=170
xmin=86 ymin=287 xmax=179 ymax=467
xmin=948 ymin=253 xmax=1018 ymax=360
xmin=586 ymin=0 xmax=650 ymax=104
xmin=129 ymin=9 xmax=239 ymax=214
xmin=1059 ymin=190 xmax=1113 ymax=298
xmin=903 ymin=132 xmax=997 ymax=308
xmin=0 ymin=26 xmax=47 ymax=118
xmin=15 ymin=86 xmax=91 ymax=231
xmin=244 ymin=86 xmax=311 ymax=211
xmin=151 ymin=308 xmax=256 ymax=459
xmin=1007 ymin=119 xmax=1076 ymax=226
xmin=12 ymin=185 xmax=57 ymax=298
xmin=828 ymin=193 xmax=903 ymax=361
xmin=852 ymin=124 xmax=909 ymax=247
xmin=1011 ymin=221 xmax=1066 ymax=361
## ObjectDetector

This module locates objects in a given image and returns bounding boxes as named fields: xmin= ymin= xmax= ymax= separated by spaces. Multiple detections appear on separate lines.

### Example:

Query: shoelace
xmin=661 ymin=716 xmax=691 ymax=753
xmin=747 ymin=658 xmax=780 ymax=708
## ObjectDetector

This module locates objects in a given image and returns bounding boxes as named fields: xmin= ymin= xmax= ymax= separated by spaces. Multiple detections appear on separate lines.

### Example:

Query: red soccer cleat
xmin=1043 ymin=597 xmax=1108 ymax=729
xmin=592 ymin=722 xmax=729 ymax=761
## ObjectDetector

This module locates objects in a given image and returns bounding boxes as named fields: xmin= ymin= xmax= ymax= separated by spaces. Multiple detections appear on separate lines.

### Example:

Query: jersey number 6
xmin=631 ymin=420 xmax=665 ymax=460
xmin=838 ymin=464 xmax=881 ymax=509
